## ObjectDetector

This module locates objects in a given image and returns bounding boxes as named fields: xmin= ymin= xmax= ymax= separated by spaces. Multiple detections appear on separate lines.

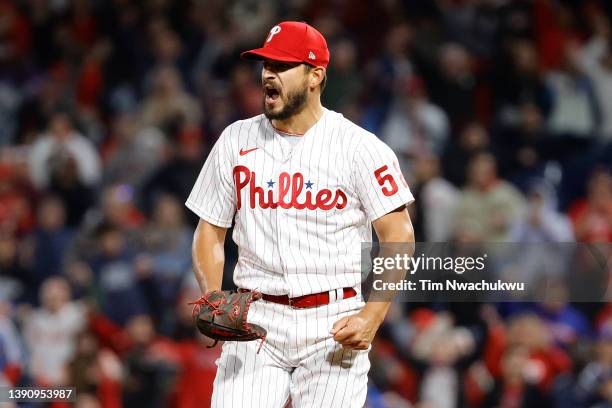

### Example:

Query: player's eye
xmin=263 ymin=61 xmax=298 ymax=72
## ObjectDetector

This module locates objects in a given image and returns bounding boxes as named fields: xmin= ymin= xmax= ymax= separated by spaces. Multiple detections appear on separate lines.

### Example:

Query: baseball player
xmin=186 ymin=21 xmax=415 ymax=407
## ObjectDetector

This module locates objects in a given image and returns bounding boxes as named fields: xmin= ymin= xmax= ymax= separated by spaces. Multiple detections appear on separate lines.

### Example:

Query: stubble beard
xmin=263 ymin=83 xmax=309 ymax=121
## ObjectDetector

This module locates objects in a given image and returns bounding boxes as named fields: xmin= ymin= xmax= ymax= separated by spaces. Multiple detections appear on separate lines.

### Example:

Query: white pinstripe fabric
xmin=211 ymin=297 xmax=370 ymax=408
xmin=185 ymin=108 xmax=414 ymax=297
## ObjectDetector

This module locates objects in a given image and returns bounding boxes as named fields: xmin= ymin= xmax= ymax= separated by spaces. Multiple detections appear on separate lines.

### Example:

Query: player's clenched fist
xmin=330 ymin=310 xmax=383 ymax=350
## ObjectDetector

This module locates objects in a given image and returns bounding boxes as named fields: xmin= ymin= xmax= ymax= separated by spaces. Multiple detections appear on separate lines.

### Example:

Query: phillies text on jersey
xmin=186 ymin=108 xmax=414 ymax=297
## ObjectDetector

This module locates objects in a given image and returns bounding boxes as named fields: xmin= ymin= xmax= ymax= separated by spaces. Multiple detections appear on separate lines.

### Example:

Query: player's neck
xmin=271 ymin=100 xmax=324 ymax=135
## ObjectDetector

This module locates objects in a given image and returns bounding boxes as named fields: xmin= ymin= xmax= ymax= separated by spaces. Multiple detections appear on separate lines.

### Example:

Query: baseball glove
xmin=189 ymin=290 xmax=267 ymax=352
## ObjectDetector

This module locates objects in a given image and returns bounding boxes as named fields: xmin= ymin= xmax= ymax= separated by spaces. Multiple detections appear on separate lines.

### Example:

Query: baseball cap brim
xmin=240 ymin=47 xmax=304 ymax=64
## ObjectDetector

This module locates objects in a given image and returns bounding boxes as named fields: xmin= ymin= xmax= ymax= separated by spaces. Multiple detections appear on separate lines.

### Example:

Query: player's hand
xmin=330 ymin=310 xmax=382 ymax=350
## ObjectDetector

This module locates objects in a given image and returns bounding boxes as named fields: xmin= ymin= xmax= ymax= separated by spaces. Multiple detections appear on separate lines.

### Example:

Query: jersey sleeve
xmin=185 ymin=128 xmax=236 ymax=227
xmin=352 ymin=134 xmax=415 ymax=221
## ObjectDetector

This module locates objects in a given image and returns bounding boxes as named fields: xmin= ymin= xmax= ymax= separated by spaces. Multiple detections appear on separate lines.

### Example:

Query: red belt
xmin=244 ymin=287 xmax=357 ymax=309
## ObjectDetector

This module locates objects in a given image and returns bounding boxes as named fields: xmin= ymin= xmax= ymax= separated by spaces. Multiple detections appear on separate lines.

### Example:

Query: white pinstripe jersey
xmin=186 ymin=108 xmax=414 ymax=297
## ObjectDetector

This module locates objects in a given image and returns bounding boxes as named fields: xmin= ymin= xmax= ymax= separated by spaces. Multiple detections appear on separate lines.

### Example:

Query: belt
xmin=243 ymin=287 xmax=357 ymax=309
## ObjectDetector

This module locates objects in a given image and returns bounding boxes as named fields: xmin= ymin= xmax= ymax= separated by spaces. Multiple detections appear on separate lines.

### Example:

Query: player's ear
xmin=308 ymin=66 xmax=325 ymax=90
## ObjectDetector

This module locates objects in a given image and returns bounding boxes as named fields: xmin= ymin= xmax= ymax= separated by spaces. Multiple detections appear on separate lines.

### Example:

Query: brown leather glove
xmin=189 ymin=290 xmax=267 ymax=350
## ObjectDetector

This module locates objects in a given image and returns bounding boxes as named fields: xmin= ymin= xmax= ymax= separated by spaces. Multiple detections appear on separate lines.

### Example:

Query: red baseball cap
xmin=241 ymin=21 xmax=330 ymax=69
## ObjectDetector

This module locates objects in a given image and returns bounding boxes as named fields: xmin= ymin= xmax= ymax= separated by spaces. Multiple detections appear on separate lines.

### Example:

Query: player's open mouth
xmin=264 ymin=84 xmax=280 ymax=104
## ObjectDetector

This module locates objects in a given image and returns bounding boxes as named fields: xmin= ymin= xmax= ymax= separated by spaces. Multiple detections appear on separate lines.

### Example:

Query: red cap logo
xmin=241 ymin=21 xmax=330 ymax=69
xmin=267 ymin=25 xmax=282 ymax=42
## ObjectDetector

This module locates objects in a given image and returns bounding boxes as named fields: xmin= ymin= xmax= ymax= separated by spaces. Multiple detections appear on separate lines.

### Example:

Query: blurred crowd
xmin=0 ymin=0 xmax=611 ymax=407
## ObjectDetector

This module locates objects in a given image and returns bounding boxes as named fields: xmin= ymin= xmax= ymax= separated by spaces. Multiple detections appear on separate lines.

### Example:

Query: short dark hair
xmin=304 ymin=64 xmax=327 ymax=93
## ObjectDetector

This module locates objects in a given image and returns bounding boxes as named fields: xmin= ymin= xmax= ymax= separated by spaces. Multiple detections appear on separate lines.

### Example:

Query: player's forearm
xmin=361 ymin=230 xmax=413 ymax=325
xmin=359 ymin=301 xmax=392 ymax=326
xmin=375 ymin=216 xmax=415 ymax=244
xmin=366 ymin=207 xmax=415 ymax=324
xmin=192 ymin=219 xmax=228 ymax=293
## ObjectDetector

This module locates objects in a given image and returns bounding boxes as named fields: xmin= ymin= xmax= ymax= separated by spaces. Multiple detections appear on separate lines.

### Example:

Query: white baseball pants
xmin=211 ymin=295 xmax=370 ymax=407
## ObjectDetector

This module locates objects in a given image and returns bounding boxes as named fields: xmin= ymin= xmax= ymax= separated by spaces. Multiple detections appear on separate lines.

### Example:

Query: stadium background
xmin=0 ymin=0 xmax=611 ymax=407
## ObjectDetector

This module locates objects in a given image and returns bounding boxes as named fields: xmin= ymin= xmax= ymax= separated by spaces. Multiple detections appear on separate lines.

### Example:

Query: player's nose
xmin=262 ymin=67 xmax=276 ymax=82
xmin=261 ymin=62 xmax=278 ymax=80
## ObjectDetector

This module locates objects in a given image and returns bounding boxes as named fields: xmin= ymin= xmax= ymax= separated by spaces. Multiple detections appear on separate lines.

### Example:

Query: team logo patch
xmin=308 ymin=51 xmax=316 ymax=60
xmin=267 ymin=26 xmax=281 ymax=42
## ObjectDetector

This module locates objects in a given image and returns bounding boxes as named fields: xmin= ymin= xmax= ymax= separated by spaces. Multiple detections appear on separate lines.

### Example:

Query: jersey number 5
xmin=374 ymin=165 xmax=398 ymax=196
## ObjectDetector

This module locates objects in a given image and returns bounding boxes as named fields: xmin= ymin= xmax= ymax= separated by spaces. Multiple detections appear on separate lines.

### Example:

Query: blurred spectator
xmin=534 ymin=281 xmax=591 ymax=349
xmin=99 ymin=184 xmax=146 ymax=231
xmin=147 ymin=20 xmax=183 ymax=72
xmin=0 ymin=164 xmax=35 ymax=235
xmin=48 ymin=154 xmax=96 ymax=227
xmin=481 ymin=345 xmax=552 ymax=407
xmin=580 ymin=14 xmax=612 ymax=142
xmin=494 ymin=103 xmax=549 ymax=185
xmin=66 ymin=184 xmax=144 ymax=266
xmin=24 ymin=196 xmax=74 ymax=291
xmin=454 ymin=153 xmax=526 ymax=241
xmin=76 ymin=41 xmax=111 ymax=111
xmin=166 ymin=289 xmax=220 ymax=408
xmin=98 ymin=0 xmax=147 ymax=100
xmin=141 ymin=66 xmax=202 ymax=130
xmin=203 ymin=83 xmax=239 ymax=139
xmin=545 ymin=42 xmax=601 ymax=155
xmin=140 ymin=126 xmax=206 ymax=220
xmin=361 ymin=22 xmax=414 ymax=132
xmin=65 ymin=260 xmax=96 ymax=302
xmin=575 ymin=322 xmax=612 ymax=407
xmin=190 ymin=19 xmax=236 ymax=95
xmin=397 ymin=312 xmax=482 ymax=408
xmin=442 ymin=122 xmax=490 ymax=187
xmin=430 ymin=43 xmax=476 ymax=132
xmin=70 ymin=0 xmax=98 ymax=50
xmin=532 ymin=0 xmax=577 ymax=71
xmin=367 ymin=338 xmax=415 ymax=406
xmin=0 ymin=0 xmax=31 ymax=67
xmin=411 ymin=155 xmax=458 ymax=242
xmin=376 ymin=21 xmax=414 ymax=80
xmin=121 ymin=315 xmax=178 ymax=408
xmin=102 ymin=113 xmax=166 ymax=188
xmin=166 ymin=289 xmax=201 ymax=342
xmin=509 ymin=180 xmax=574 ymax=242
xmin=0 ymin=82 xmax=23 ymax=145
xmin=28 ymin=112 xmax=101 ymax=190
xmin=0 ymin=301 xmax=24 ymax=386
xmin=502 ymin=181 xmax=574 ymax=289
xmin=141 ymin=195 xmax=191 ymax=317
xmin=381 ymin=76 xmax=449 ymax=164
xmin=170 ymin=335 xmax=221 ymax=408
xmin=23 ymin=276 xmax=86 ymax=385
xmin=505 ymin=314 xmax=572 ymax=390
xmin=67 ymin=330 xmax=123 ymax=408
xmin=494 ymin=40 xmax=551 ymax=126
xmin=87 ymin=223 xmax=149 ymax=326
xmin=568 ymin=169 xmax=612 ymax=242
xmin=323 ymin=38 xmax=361 ymax=113
xmin=439 ymin=0 xmax=500 ymax=58
xmin=27 ymin=0 xmax=57 ymax=68
xmin=228 ymin=64 xmax=261 ymax=119
xmin=0 ymin=234 xmax=32 ymax=305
